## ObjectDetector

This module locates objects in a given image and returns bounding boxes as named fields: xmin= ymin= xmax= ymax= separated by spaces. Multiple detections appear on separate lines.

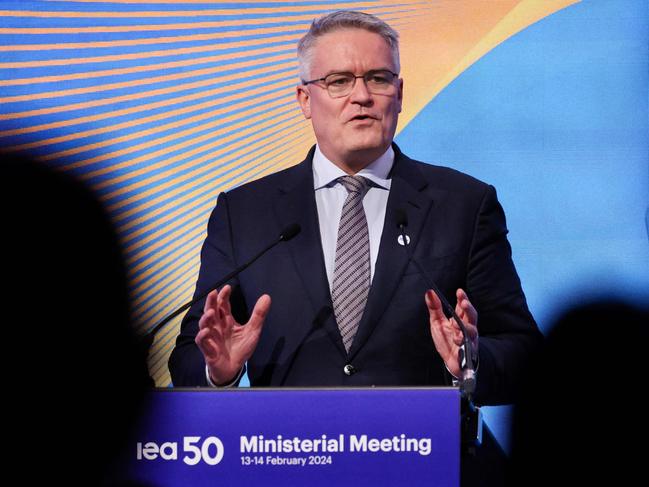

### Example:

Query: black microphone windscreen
xmin=395 ymin=208 xmax=408 ymax=228
xmin=280 ymin=223 xmax=301 ymax=241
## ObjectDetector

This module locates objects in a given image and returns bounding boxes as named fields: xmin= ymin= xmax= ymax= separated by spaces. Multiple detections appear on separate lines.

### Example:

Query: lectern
xmin=124 ymin=388 xmax=460 ymax=486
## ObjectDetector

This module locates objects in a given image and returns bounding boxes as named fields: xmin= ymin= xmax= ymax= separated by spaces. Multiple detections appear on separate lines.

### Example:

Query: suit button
xmin=343 ymin=364 xmax=356 ymax=376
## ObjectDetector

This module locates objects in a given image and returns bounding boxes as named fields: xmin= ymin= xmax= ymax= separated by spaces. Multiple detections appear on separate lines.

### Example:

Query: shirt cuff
xmin=205 ymin=365 xmax=244 ymax=388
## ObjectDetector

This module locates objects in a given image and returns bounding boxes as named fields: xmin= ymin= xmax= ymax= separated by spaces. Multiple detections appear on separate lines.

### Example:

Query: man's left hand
xmin=425 ymin=288 xmax=479 ymax=378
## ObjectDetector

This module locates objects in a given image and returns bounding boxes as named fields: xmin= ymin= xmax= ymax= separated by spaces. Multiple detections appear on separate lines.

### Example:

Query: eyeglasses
xmin=302 ymin=69 xmax=399 ymax=98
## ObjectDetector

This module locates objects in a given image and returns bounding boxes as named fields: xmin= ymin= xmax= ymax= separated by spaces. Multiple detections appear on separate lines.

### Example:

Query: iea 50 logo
xmin=136 ymin=436 xmax=224 ymax=466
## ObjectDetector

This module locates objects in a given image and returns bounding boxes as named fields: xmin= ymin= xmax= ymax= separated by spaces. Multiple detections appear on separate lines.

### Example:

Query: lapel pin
xmin=397 ymin=234 xmax=410 ymax=246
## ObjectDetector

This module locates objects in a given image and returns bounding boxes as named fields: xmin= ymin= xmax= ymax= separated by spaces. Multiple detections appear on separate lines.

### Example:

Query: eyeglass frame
xmin=301 ymin=69 xmax=400 ymax=98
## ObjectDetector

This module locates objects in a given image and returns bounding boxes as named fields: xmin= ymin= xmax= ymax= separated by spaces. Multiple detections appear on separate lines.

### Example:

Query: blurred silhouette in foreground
xmin=508 ymin=299 xmax=649 ymax=486
xmin=2 ymin=152 xmax=152 ymax=486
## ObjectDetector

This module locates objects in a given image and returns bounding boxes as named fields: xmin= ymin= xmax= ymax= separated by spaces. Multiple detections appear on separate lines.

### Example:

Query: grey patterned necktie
xmin=332 ymin=175 xmax=371 ymax=353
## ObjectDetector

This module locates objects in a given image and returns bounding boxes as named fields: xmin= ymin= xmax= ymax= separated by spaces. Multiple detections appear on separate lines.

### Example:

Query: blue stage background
xmin=396 ymin=0 xmax=649 ymax=450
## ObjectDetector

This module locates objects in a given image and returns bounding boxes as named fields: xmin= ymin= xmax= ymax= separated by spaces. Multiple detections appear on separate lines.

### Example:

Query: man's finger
xmin=204 ymin=289 xmax=219 ymax=314
xmin=247 ymin=294 xmax=271 ymax=332
xmin=449 ymin=318 xmax=464 ymax=346
xmin=195 ymin=328 xmax=219 ymax=357
xmin=465 ymin=322 xmax=479 ymax=341
xmin=218 ymin=285 xmax=233 ymax=317
xmin=198 ymin=308 xmax=216 ymax=330
xmin=456 ymin=288 xmax=478 ymax=326
xmin=425 ymin=290 xmax=446 ymax=324
xmin=198 ymin=312 xmax=226 ymax=348
xmin=216 ymin=285 xmax=231 ymax=321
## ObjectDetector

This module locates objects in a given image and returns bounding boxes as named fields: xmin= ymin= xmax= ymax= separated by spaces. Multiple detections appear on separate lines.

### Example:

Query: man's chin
xmin=344 ymin=139 xmax=389 ymax=159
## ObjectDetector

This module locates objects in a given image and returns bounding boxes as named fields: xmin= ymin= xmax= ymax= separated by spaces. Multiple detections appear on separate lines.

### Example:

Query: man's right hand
xmin=195 ymin=285 xmax=271 ymax=385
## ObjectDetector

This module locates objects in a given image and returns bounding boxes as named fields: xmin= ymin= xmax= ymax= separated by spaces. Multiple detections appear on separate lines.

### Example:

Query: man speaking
xmin=169 ymin=10 xmax=541 ymax=406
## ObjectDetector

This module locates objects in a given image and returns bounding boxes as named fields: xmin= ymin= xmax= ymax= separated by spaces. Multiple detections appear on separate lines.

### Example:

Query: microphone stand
xmin=395 ymin=210 xmax=482 ymax=452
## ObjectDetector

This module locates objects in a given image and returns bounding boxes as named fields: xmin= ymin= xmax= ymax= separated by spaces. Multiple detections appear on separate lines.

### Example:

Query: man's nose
xmin=348 ymin=76 xmax=373 ymax=104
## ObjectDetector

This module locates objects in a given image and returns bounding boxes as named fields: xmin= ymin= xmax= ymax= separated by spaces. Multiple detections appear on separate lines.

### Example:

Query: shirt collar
xmin=313 ymin=145 xmax=394 ymax=191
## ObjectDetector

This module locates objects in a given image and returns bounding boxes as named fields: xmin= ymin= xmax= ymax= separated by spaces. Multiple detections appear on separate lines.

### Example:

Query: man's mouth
xmin=349 ymin=114 xmax=375 ymax=122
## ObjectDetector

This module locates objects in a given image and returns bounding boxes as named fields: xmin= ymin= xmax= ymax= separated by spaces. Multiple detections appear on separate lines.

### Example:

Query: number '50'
xmin=183 ymin=436 xmax=224 ymax=466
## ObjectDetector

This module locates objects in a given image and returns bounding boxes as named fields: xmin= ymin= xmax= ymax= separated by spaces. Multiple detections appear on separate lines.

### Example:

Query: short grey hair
xmin=297 ymin=10 xmax=400 ymax=81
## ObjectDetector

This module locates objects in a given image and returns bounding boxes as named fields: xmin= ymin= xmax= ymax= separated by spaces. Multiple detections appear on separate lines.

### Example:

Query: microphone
xmin=395 ymin=209 xmax=476 ymax=399
xmin=141 ymin=223 xmax=301 ymax=351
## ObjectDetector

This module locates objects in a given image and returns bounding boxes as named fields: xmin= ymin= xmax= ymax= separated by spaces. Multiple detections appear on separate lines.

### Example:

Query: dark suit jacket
xmin=169 ymin=144 xmax=542 ymax=405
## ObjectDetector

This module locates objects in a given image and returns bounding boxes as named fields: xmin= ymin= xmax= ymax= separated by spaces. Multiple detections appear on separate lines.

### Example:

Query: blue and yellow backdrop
xmin=2 ymin=0 xmax=647 ymax=451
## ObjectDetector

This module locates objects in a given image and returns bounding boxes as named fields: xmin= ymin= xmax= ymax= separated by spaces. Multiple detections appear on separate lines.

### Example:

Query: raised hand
xmin=195 ymin=285 xmax=271 ymax=385
xmin=425 ymin=288 xmax=478 ymax=378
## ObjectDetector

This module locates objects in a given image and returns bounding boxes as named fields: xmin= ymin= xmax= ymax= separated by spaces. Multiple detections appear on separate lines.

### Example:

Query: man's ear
xmin=296 ymin=85 xmax=312 ymax=119
xmin=397 ymin=78 xmax=403 ymax=114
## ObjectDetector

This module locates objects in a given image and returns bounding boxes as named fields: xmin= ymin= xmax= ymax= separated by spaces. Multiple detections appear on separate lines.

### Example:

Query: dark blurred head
xmin=508 ymin=299 xmax=649 ymax=485
xmin=2 ymin=152 xmax=151 ymax=484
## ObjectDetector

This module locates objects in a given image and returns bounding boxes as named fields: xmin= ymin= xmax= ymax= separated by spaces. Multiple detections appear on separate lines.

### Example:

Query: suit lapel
xmin=348 ymin=146 xmax=435 ymax=359
xmin=273 ymin=147 xmax=348 ymax=357
xmin=271 ymin=145 xmax=436 ymax=362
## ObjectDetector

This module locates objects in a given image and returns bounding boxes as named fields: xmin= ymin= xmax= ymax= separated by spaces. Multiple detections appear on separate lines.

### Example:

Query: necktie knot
xmin=338 ymin=175 xmax=369 ymax=196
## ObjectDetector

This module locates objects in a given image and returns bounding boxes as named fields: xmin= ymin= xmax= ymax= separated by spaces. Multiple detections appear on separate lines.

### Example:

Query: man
xmin=169 ymin=11 xmax=541 ymax=406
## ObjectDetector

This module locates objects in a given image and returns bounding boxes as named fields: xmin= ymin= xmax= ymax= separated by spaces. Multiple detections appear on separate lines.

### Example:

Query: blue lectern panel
xmin=126 ymin=388 xmax=460 ymax=487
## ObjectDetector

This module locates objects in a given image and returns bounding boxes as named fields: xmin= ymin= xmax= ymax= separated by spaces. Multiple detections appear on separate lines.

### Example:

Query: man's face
xmin=296 ymin=29 xmax=403 ymax=172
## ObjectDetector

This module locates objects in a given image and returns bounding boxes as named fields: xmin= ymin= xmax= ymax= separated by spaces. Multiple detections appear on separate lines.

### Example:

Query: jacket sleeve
xmin=168 ymin=192 xmax=249 ymax=387
xmin=467 ymin=185 xmax=543 ymax=405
